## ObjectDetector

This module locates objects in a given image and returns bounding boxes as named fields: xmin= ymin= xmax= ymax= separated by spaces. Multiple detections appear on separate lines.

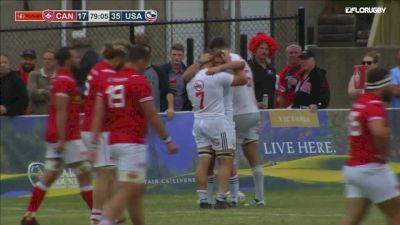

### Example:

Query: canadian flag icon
xmin=42 ymin=10 xmax=54 ymax=22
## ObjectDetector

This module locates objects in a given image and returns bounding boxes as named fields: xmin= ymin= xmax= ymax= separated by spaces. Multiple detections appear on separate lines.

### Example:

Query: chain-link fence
xmin=0 ymin=14 xmax=301 ymax=72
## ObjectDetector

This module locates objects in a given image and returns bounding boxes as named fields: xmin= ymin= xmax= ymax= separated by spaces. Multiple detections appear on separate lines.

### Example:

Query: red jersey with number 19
xmin=82 ymin=61 xmax=116 ymax=131
xmin=45 ymin=68 xmax=82 ymax=143
xmin=347 ymin=92 xmax=388 ymax=166
xmin=97 ymin=67 xmax=153 ymax=144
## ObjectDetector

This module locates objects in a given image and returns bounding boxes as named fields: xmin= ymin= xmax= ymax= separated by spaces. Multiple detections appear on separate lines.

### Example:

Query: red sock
xmin=27 ymin=183 xmax=48 ymax=212
xmin=80 ymin=186 xmax=93 ymax=209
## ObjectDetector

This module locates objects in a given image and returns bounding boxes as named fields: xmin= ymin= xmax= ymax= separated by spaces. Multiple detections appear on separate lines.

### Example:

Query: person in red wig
xmin=247 ymin=32 xmax=278 ymax=109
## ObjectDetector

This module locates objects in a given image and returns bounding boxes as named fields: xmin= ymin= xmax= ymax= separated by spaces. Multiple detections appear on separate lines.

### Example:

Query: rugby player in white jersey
xmin=184 ymin=37 xmax=265 ymax=206
xmin=186 ymin=50 xmax=247 ymax=209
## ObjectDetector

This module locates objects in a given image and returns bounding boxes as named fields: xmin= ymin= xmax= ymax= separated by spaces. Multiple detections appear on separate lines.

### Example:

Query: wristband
xmin=163 ymin=136 xmax=172 ymax=144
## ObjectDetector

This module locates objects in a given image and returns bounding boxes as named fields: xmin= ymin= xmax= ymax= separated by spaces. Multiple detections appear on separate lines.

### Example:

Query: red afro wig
xmin=248 ymin=32 xmax=278 ymax=58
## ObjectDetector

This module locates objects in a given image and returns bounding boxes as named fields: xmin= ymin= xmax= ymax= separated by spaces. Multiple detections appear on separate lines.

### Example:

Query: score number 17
xmin=77 ymin=11 xmax=89 ymax=21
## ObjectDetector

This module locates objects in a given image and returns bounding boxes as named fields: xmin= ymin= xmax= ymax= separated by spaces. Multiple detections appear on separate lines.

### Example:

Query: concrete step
xmin=318 ymin=15 xmax=356 ymax=25
xmin=318 ymin=25 xmax=355 ymax=34
xmin=318 ymin=33 xmax=355 ymax=42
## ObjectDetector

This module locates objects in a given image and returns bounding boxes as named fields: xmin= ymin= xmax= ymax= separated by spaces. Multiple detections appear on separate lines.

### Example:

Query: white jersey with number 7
xmin=187 ymin=68 xmax=234 ymax=119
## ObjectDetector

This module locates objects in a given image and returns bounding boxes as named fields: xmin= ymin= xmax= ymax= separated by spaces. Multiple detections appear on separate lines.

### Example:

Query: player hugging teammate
xmin=184 ymin=37 xmax=265 ymax=209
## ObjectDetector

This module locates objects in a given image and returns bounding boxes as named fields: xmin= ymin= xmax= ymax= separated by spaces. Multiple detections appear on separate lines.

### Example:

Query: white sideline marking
xmin=2 ymin=207 xmax=341 ymax=217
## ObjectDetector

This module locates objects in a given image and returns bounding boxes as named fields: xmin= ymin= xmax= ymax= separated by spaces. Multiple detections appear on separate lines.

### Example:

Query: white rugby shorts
xmin=45 ymin=139 xmax=87 ymax=164
xmin=343 ymin=164 xmax=400 ymax=204
xmin=81 ymin=131 xmax=115 ymax=168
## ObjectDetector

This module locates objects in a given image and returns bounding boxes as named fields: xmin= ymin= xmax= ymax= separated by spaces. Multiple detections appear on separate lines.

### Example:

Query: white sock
xmin=216 ymin=192 xmax=226 ymax=202
xmin=98 ymin=219 xmax=115 ymax=225
xmin=197 ymin=190 xmax=208 ymax=203
xmin=91 ymin=208 xmax=102 ymax=222
xmin=207 ymin=175 xmax=214 ymax=204
xmin=252 ymin=165 xmax=264 ymax=201
xmin=229 ymin=175 xmax=239 ymax=203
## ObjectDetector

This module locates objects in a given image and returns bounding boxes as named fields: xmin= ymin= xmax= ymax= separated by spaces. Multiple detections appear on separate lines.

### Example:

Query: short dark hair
xmin=171 ymin=44 xmax=184 ymax=52
xmin=127 ymin=44 xmax=150 ymax=62
xmin=55 ymin=47 xmax=73 ymax=67
xmin=209 ymin=37 xmax=229 ymax=50
xmin=133 ymin=34 xmax=151 ymax=55
xmin=366 ymin=68 xmax=389 ymax=84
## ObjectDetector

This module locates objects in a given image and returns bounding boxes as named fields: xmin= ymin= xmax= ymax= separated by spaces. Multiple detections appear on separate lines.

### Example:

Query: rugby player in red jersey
xmin=89 ymin=44 xmax=177 ymax=225
xmin=81 ymin=40 xmax=130 ymax=225
xmin=339 ymin=68 xmax=400 ymax=225
xmin=21 ymin=47 xmax=93 ymax=225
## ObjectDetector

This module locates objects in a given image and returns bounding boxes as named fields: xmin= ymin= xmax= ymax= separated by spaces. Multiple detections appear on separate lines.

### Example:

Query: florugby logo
xmin=42 ymin=9 xmax=54 ymax=22
xmin=145 ymin=10 xmax=157 ymax=22
xmin=345 ymin=7 xmax=386 ymax=14
xmin=194 ymin=80 xmax=204 ymax=91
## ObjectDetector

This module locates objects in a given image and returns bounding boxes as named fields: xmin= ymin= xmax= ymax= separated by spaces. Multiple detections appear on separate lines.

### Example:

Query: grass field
xmin=1 ymin=187 xmax=386 ymax=225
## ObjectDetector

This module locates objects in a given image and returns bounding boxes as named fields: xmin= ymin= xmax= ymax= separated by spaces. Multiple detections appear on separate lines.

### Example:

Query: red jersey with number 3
xmin=45 ymin=68 xmax=82 ymax=143
xmin=347 ymin=92 xmax=388 ymax=166
xmin=97 ymin=67 xmax=153 ymax=144
xmin=82 ymin=61 xmax=116 ymax=131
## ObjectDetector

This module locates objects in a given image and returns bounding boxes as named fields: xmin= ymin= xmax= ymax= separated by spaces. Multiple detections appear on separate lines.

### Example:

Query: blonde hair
xmin=364 ymin=51 xmax=380 ymax=63
xmin=101 ymin=40 xmax=131 ymax=60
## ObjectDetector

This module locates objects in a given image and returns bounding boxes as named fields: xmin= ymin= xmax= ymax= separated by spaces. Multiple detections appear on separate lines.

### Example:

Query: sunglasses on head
xmin=361 ymin=61 xmax=373 ymax=65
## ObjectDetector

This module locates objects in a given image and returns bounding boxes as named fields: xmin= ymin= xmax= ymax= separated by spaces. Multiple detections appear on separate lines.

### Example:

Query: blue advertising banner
xmin=1 ymin=109 xmax=399 ymax=197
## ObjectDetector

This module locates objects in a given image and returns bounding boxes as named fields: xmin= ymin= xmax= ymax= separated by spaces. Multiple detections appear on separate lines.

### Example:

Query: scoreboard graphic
xmin=15 ymin=10 xmax=158 ymax=23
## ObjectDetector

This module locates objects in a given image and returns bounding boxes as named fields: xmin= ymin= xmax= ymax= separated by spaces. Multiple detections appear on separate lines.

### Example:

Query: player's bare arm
xmin=90 ymin=95 xmax=105 ymax=145
xmin=369 ymin=119 xmax=390 ymax=160
xmin=55 ymin=93 xmax=68 ymax=153
xmin=206 ymin=61 xmax=245 ymax=75
xmin=231 ymin=70 xmax=248 ymax=87
xmin=140 ymin=100 xmax=178 ymax=155
xmin=166 ymin=93 xmax=175 ymax=120
xmin=182 ymin=53 xmax=213 ymax=82
xmin=390 ymin=84 xmax=400 ymax=96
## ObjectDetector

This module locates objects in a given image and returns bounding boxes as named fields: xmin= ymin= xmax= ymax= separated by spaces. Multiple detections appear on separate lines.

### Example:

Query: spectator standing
xmin=19 ymin=49 xmax=37 ymax=85
xmin=27 ymin=49 xmax=58 ymax=114
xmin=0 ymin=54 xmax=28 ymax=116
xmin=292 ymin=50 xmax=330 ymax=111
xmin=390 ymin=49 xmax=400 ymax=108
xmin=160 ymin=44 xmax=192 ymax=111
xmin=347 ymin=51 xmax=379 ymax=98
xmin=276 ymin=44 xmax=303 ymax=108
xmin=247 ymin=33 xmax=278 ymax=109
xmin=139 ymin=44 xmax=175 ymax=119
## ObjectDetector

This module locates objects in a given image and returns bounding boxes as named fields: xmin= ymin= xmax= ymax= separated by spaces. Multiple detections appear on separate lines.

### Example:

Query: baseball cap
xmin=21 ymin=49 xmax=37 ymax=59
xmin=299 ymin=50 xmax=315 ymax=59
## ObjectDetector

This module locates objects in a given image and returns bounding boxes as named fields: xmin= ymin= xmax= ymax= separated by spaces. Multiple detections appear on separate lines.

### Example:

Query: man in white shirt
xmin=200 ymin=37 xmax=266 ymax=206
xmin=186 ymin=50 xmax=247 ymax=209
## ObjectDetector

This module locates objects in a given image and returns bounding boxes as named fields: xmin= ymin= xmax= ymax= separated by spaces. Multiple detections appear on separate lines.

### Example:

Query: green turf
xmin=1 ymin=187 xmax=385 ymax=225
